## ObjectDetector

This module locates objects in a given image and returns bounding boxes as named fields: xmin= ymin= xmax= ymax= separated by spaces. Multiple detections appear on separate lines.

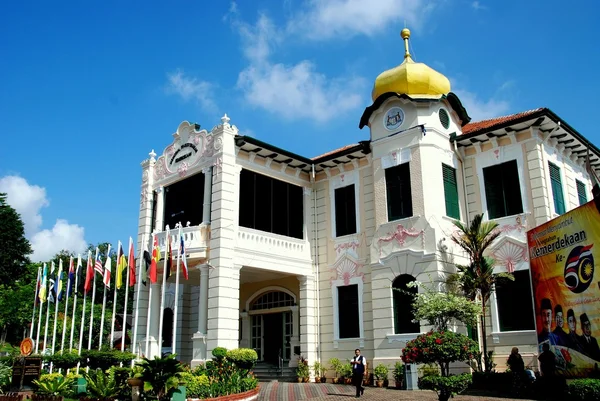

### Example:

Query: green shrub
xmin=80 ymin=349 xmax=136 ymax=370
xmin=211 ymin=347 xmax=228 ymax=360
xmin=33 ymin=374 xmax=74 ymax=397
xmin=180 ymin=372 xmax=210 ymax=398
xmin=44 ymin=351 xmax=81 ymax=370
xmin=566 ymin=379 xmax=600 ymax=401
xmin=419 ymin=373 xmax=472 ymax=401
xmin=0 ymin=361 xmax=12 ymax=393
xmin=109 ymin=366 xmax=132 ymax=400
xmin=226 ymin=348 xmax=258 ymax=370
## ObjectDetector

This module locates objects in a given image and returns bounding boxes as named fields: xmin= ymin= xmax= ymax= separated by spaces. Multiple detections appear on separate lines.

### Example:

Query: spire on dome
xmin=401 ymin=28 xmax=411 ymax=59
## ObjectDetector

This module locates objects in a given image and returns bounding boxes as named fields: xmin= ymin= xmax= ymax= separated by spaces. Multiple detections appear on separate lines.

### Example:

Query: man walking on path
xmin=350 ymin=348 xmax=367 ymax=398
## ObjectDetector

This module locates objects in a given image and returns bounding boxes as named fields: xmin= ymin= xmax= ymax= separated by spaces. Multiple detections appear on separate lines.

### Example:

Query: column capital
xmin=303 ymin=187 xmax=312 ymax=197
xmin=298 ymin=275 xmax=315 ymax=286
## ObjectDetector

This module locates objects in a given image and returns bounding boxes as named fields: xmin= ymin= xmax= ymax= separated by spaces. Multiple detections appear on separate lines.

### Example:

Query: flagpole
xmin=29 ymin=266 xmax=41 ymax=339
xmin=69 ymin=255 xmax=81 ymax=352
xmin=110 ymin=241 xmax=121 ymax=348
xmin=78 ymin=251 xmax=90 ymax=374
xmin=51 ymin=259 xmax=63 ymax=373
xmin=60 ymin=257 xmax=73 ymax=354
xmin=172 ymin=224 xmax=182 ymax=356
xmin=99 ymin=244 xmax=111 ymax=350
xmin=88 ymin=248 xmax=99 ymax=350
xmin=133 ymin=233 xmax=146 ymax=360
xmin=121 ymin=237 xmax=133 ymax=353
xmin=158 ymin=227 xmax=170 ymax=357
xmin=35 ymin=263 xmax=46 ymax=354
xmin=43 ymin=262 xmax=53 ymax=356
xmin=145 ymin=233 xmax=156 ymax=358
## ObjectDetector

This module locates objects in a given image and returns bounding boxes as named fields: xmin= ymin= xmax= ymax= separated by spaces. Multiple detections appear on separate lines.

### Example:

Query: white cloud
xmin=235 ymin=13 xmax=366 ymax=122
xmin=166 ymin=70 xmax=217 ymax=112
xmin=287 ymin=0 xmax=427 ymax=40
xmin=454 ymin=88 xmax=510 ymax=121
xmin=471 ymin=1 xmax=487 ymax=10
xmin=0 ymin=175 xmax=87 ymax=262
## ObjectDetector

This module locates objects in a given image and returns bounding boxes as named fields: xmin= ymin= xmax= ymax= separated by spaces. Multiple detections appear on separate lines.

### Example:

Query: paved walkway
xmin=258 ymin=382 xmax=537 ymax=401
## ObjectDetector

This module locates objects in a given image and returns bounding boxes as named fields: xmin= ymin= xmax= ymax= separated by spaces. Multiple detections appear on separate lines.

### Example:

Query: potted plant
xmin=312 ymin=362 xmax=322 ymax=383
xmin=136 ymin=354 xmax=184 ymax=401
xmin=295 ymin=363 xmax=309 ymax=383
xmin=393 ymin=362 xmax=405 ymax=389
xmin=127 ymin=365 xmax=144 ymax=388
xmin=374 ymin=364 xmax=389 ymax=387
xmin=341 ymin=363 xmax=353 ymax=384
xmin=329 ymin=358 xmax=342 ymax=384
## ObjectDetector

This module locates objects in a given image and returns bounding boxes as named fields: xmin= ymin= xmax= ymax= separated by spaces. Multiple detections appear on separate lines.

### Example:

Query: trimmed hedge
xmin=225 ymin=349 xmax=257 ymax=371
xmin=566 ymin=379 xmax=600 ymax=401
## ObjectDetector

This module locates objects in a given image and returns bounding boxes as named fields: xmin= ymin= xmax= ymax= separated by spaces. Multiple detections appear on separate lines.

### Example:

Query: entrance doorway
xmin=263 ymin=313 xmax=283 ymax=364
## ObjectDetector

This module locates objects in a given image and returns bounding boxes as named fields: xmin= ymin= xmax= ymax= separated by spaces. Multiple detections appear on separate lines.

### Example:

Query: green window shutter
xmin=549 ymin=162 xmax=566 ymax=215
xmin=442 ymin=164 xmax=460 ymax=219
xmin=482 ymin=160 xmax=523 ymax=219
xmin=576 ymin=180 xmax=588 ymax=206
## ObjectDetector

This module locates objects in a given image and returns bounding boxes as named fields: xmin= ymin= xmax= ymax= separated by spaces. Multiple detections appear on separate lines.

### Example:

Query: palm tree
xmin=448 ymin=214 xmax=513 ymax=372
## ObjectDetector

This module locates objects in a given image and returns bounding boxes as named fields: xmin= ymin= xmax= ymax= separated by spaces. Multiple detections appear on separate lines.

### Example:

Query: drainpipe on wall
xmin=452 ymin=140 xmax=469 ymax=225
xmin=312 ymin=164 xmax=322 ymax=363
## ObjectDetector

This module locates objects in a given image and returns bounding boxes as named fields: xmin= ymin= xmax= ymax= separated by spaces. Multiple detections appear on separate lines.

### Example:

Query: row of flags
xmin=30 ymin=225 xmax=191 ymax=368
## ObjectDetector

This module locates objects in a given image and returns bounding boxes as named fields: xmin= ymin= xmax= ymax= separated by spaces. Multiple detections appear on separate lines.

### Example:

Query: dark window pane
xmin=338 ymin=284 xmax=360 ymax=339
xmin=335 ymin=185 xmax=357 ymax=237
xmin=385 ymin=163 xmax=413 ymax=221
xmin=496 ymin=270 xmax=535 ymax=332
xmin=483 ymin=160 xmax=523 ymax=219
xmin=393 ymin=275 xmax=420 ymax=334
xmin=163 ymin=172 xmax=205 ymax=230
xmin=238 ymin=169 xmax=304 ymax=239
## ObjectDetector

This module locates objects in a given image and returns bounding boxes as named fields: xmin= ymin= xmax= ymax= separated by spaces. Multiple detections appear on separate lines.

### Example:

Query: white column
xmin=143 ymin=283 xmax=161 ymax=358
xmin=289 ymin=305 xmax=300 ymax=368
xmin=299 ymin=275 xmax=317 ymax=372
xmin=155 ymin=186 xmax=165 ymax=231
xmin=191 ymin=264 xmax=209 ymax=366
xmin=202 ymin=167 xmax=213 ymax=224
xmin=239 ymin=312 xmax=250 ymax=348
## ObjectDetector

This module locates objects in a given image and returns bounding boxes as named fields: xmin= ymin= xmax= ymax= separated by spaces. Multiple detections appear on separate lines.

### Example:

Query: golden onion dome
xmin=371 ymin=28 xmax=451 ymax=101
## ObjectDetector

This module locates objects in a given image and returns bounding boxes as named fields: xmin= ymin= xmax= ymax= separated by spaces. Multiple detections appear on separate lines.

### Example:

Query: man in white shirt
xmin=350 ymin=348 xmax=366 ymax=398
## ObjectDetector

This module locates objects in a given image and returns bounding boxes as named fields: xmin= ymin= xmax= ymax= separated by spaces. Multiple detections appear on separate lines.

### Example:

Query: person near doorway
xmin=351 ymin=348 xmax=366 ymax=398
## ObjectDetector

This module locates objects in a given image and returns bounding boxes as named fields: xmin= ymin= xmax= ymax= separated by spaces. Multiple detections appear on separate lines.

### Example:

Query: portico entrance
xmin=246 ymin=289 xmax=296 ymax=363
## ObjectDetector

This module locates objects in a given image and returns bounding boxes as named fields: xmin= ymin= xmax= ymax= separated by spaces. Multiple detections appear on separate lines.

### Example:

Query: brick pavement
xmin=258 ymin=381 xmax=537 ymax=401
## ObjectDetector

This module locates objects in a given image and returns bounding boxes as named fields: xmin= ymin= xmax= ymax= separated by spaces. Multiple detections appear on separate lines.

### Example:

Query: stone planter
xmin=187 ymin=386 xmax=259 ymax=401
xmin=375 ymin=380 xmax=384 ymax=388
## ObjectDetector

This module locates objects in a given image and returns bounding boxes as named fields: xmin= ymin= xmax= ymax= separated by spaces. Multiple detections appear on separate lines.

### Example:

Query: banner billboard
xmin=528 ymin=200 xmax=600 ymax=377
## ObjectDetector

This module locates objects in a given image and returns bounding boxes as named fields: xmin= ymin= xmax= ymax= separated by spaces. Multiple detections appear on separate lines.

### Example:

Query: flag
xmin=75 ymin=254 xmax=83 ymax=295
xmin=38 ymin=263 xmax=48 ymax=304
xmin=142 ymin=251 xmax=150 ymax=286
xmin=149 ymin=235 xmax=160 ymax=284
xmin=128 ymin=237 xmax=136 ymax=287
xmin=180 ymin=231 xmax=188 ymax=280
xmin=103 ymin=245 xmax=112 ymax=288
xmin=56 ymin=260 xmax=64 ymax=302
xmin=67 ymin=257 xmax=75 ymax=297
xmin=166 ymin=235 xmax=173 ymax=280
xmin=48 ymin=262 xmax=56 ymax=303
xmin=84 ymin=251 xmax=94 ymax=294
xmin=116 ymin=242 xmax=127 ymax=289
xmin=94 ymin=248 xmax=103 ymax=276
xmin=34 ymin=266 xmax=42 ymax=306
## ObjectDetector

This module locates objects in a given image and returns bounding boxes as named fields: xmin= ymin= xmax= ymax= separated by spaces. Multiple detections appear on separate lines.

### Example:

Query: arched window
xmin=162 ymin=308 xmax=174 ymax=347
xmin=250 ymin=291 xmax=295 ymax=311
xmin=393 ymin=274 xmax=420 ymax=334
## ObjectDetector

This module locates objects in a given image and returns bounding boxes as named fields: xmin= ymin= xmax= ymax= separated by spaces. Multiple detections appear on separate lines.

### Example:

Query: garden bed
xmin=186 ymin=386 xmax=259 ymax=401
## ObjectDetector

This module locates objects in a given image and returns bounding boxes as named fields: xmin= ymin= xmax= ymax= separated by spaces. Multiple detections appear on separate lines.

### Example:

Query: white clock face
xmin=384 ymin=107 xmax=404 ymax=131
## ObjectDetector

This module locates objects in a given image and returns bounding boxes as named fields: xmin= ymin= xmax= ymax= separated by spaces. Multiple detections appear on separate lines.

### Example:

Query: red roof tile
xmin=461 ymin=108 xmax=544 ymax=135
xmin=312 ymin=144 xmax=359 ymax=160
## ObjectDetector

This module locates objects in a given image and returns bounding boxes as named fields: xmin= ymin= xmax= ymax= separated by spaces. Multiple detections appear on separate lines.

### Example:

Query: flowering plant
xmin=402 ymin=331 xmax=478 ymax=376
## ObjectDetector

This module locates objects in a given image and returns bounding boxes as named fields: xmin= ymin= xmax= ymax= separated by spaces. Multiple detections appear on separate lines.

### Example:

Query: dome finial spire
xmin=401 ymin=27 xmax=411 ymax=59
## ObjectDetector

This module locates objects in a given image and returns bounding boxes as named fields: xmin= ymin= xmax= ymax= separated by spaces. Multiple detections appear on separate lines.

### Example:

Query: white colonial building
xmin=133 ymin=29 xmax=599 ymax=375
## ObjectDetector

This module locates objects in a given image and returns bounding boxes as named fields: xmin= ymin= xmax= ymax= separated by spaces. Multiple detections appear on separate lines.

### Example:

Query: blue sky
xmin=0 ymin=0 xmax=598 ymax=261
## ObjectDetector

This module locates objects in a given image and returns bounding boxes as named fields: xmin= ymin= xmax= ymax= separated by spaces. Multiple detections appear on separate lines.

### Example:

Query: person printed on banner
xmin=579 ymin=313 xmax=600 ymax=361
xmin=566 ymin=308 xmax=584 ymax=353
xmin=552 ymin=305 xmax=569 ymax=346
xmin=538 ymin=298 xmax=560 ymax=346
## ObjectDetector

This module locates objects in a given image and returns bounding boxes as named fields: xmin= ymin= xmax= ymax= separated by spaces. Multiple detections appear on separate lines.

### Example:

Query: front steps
xmin=253 ymin=361 xmax=297 ymax=382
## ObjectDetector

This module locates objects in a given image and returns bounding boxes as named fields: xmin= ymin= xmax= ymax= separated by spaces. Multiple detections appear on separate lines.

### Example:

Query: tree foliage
xmin=0 ymin=193 xmax=32 ymax=285
xmin=448 ymin=213 xmax=514 ymax=372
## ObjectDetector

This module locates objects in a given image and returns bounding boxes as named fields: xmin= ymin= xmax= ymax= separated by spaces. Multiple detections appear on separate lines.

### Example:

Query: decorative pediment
xmin=154 ymin=121 xmax=217 ymax=183
xmin=487 ymin=236 xmax=528 ymax=274
xmin=330 ymin=253 xmax=363 ymax=286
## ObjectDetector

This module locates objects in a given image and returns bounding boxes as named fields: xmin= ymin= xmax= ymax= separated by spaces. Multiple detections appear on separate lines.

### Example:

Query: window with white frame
xmin=385 ymin=162 xmax=412 ymax=221
xmin=334 ymin=185 xmax=357 ymax=237
xmin=337 ymin=284 xmax=360 ymax=338
xmin=392 ymin=274 xmax=420 ymax=334
xmin=482 ymin=160 xmax=523 ymax=219
xmin=495 ymin=269 xmax=535 ymax=332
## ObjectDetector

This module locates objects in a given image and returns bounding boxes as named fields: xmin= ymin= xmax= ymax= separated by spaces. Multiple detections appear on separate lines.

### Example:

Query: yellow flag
xmin=116 ymin=243 xmax=127 ymax=289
